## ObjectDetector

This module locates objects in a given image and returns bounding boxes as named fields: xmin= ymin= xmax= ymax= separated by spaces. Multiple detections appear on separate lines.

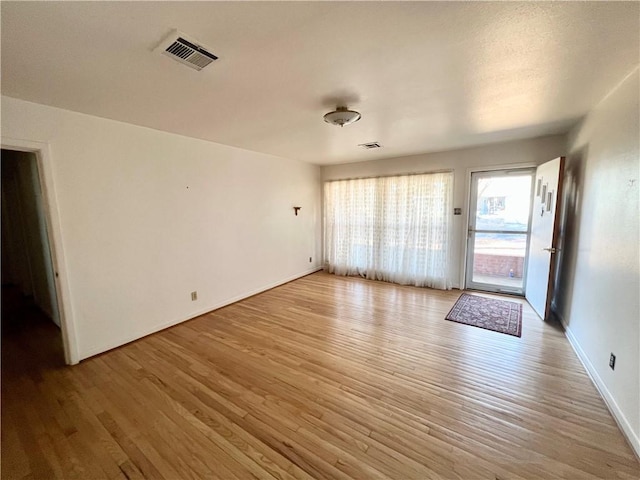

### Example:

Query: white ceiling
xmin=2 ymin=2 xmax=638 ymax=165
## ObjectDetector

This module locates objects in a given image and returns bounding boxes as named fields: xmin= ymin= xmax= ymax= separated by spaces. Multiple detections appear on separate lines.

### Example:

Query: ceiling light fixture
xmin=323 ymin=106 xmax=361 ymax=127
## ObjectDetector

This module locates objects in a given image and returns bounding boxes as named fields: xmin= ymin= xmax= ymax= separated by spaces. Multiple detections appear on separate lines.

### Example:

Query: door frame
xmin=2 ymin=136 xmax=80 ymax=365
xmin=461 ymin=162 xmax=538 ymax=293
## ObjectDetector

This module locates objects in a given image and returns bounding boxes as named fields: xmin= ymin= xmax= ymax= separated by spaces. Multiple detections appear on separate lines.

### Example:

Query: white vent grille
xmin=359 ymin=142 xmax=382 ymax=149
xmin=155 ymin=31 xmax=218 ymax=71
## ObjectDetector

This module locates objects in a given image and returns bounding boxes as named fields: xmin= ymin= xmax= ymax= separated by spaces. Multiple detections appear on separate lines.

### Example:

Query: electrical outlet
xmin=609 ymin=353 xmax=616 ymax=370
xmin=191 ymin=291 xmax=198 ymax=301
xmin=309 ymin=257 xmax=312 ymax=263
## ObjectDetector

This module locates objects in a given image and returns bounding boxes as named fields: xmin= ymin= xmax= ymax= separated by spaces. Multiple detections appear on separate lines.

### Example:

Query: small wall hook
xmin=293 ymin=206 xmax=301 ymax=216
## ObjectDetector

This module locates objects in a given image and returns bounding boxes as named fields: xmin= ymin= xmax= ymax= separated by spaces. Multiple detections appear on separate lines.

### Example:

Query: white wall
xmin=554 ymin=68 xmax=639 ymax=455
xmin=1 ymin=96 xmax=322 ymax=361
xmin=1 ymin=150 xmax=60 ymax=325
xmin=322 ymin=135 xmax=566 ymax=288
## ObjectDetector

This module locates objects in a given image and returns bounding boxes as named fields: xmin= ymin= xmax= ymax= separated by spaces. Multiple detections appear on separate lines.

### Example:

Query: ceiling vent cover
xmin=155 ymin=30 xmax=218 ymax=71
xmin=359 ymin=142 xmax=381 ymax=149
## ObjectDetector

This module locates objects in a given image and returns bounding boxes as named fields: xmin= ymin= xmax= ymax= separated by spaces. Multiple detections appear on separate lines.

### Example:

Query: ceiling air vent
xmin=359 ymin=142 xmax=382 ymax=149
xmin=154 ymin=30 xmax=218 ymax=71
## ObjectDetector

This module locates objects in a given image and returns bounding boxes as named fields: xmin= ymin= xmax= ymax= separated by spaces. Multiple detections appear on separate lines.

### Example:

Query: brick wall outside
xmin=474 ymin=253 xmax=524 ymax=278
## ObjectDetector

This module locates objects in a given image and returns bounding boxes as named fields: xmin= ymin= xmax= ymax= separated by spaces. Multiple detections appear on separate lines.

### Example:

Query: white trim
xmin=81 ymin=267 xmax=323 ymax=359
xmin=1 ymin=136 xmax=80 ymax=365
xmin=557 ymin=311 xmax=640 ymax=459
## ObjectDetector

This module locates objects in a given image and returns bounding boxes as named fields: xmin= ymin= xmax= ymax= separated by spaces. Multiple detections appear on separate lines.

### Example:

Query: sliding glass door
xmin=466 ymin=169 xmax=534 ymax=295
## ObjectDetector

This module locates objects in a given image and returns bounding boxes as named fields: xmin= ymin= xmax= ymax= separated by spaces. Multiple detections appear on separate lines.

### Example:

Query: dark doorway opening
xmin=1 ymin=148 xmax=64 ymax=362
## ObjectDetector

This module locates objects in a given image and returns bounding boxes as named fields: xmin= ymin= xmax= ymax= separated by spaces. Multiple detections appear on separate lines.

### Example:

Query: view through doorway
xmin=466 ymin=168 xmax=534 ymax=295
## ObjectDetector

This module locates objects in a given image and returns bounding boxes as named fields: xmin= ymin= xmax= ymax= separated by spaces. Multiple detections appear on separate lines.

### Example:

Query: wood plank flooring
xmin=2 ymin=272 xmax=639 ymax=479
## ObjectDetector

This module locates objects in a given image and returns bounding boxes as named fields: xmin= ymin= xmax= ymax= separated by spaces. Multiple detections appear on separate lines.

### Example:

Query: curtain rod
xmin=323 ymin=169 xmax=454 ymax=183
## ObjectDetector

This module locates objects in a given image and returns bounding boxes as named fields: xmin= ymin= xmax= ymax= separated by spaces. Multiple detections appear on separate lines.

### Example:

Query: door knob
xmin=542 ymin=247 xmax=557 ymax=254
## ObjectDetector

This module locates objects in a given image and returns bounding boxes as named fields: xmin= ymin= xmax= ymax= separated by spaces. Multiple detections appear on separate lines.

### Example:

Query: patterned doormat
xmin=445 ymin=293 xmax=523 ymax=337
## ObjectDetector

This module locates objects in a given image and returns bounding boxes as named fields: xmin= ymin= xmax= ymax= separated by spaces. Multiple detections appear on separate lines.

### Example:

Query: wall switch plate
xmin=609 ymin=353 xmax=616 ymax=370
xmin=191 ymin=291 xmax=198 ymax=301
xmin=454 ymin=208 xmax=462 ymax=215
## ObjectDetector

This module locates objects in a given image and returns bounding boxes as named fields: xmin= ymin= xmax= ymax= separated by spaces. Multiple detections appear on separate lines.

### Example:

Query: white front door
xmin=525 ymin=157 xmax=565 ymax=320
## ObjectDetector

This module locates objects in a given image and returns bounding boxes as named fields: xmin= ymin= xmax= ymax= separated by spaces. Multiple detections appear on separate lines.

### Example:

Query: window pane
xmin=475 ymin=175 xmax=532 ymax=232
xmin=471 ymin=232 xmax=527 ymax=289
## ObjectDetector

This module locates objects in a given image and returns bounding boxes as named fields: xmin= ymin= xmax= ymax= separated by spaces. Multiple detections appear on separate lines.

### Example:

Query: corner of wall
xmin=556 ymin=309 xmax=640 ymax=458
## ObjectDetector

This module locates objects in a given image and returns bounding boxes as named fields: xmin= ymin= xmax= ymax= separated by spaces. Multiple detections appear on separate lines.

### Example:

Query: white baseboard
xmin=557 ymin=312 xmax=640 ymax=459
xmin=80 ymin=267 xmax=323 ymax=360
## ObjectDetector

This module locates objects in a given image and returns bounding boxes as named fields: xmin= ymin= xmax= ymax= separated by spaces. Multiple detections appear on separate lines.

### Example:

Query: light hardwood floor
xmin=2 ymin=273 xmax=639 ymax=479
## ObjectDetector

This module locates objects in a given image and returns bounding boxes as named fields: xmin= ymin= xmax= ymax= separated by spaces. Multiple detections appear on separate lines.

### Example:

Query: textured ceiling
xmin=1 ymin=1 xmax=638 ymax=165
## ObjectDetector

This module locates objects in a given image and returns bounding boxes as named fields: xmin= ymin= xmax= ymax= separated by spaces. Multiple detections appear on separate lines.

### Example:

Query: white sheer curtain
xmin=324 ymin=172 xmax=453 ymax=289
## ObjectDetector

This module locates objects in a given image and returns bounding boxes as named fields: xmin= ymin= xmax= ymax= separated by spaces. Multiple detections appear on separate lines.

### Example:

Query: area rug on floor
xmin=445 ymin=293 xmax=522 ymax=337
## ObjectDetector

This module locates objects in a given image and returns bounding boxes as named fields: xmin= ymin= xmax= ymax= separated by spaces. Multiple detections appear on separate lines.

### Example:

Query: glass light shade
xmin=323 ymin=107 xmax=361 ymax=127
